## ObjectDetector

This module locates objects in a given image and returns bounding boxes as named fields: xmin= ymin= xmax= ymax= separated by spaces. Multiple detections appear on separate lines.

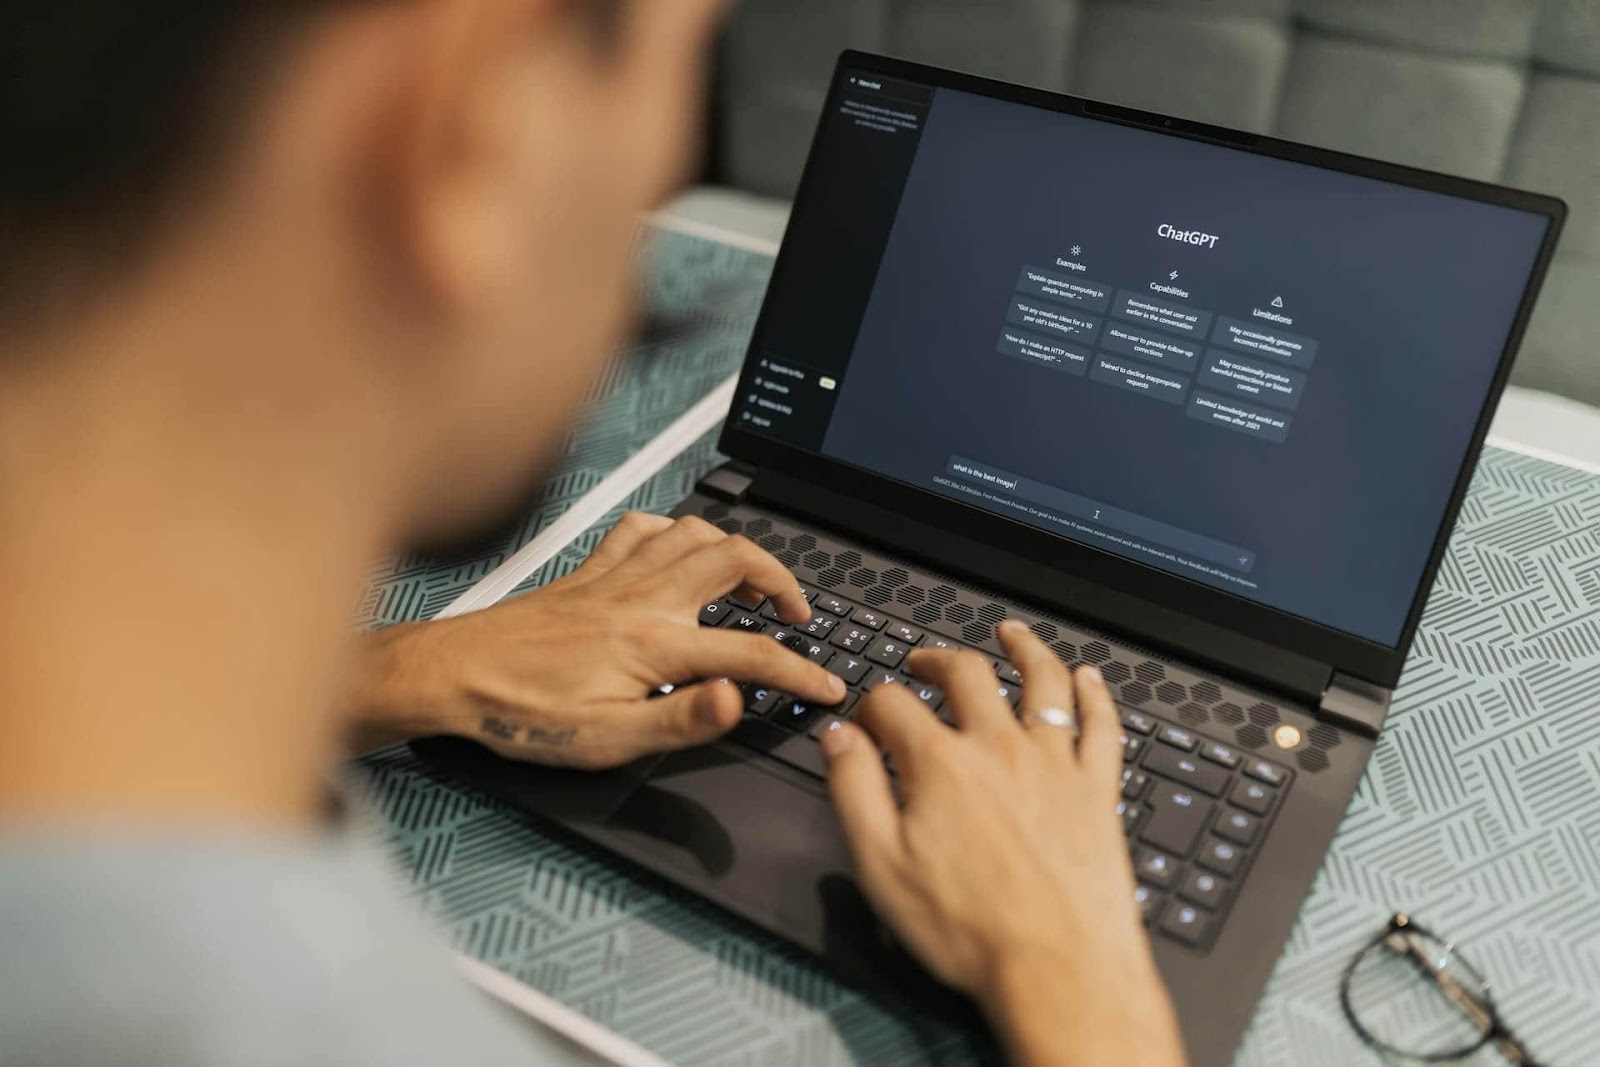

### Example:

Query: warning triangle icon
xmin=1271 ymin=296 xmax=1284 ymax=308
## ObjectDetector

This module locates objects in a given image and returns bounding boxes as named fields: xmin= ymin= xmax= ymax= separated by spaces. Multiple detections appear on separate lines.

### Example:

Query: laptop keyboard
xmin=699 ymin=582 xmax=1292 ymax=954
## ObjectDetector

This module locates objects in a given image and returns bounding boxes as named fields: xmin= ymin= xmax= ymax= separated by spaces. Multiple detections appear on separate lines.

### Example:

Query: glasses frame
xmin=1339 ymin=913 xmax=1541 ymax=1066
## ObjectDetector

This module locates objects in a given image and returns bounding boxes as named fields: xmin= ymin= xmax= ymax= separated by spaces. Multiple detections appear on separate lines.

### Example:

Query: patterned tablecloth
xmin=351 ymin=228 xmax=1600 ymax=1067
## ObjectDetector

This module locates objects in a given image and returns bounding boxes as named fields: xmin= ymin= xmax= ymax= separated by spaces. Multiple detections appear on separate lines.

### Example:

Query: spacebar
xmin=728 ymin=719 xmax=828 ymax=780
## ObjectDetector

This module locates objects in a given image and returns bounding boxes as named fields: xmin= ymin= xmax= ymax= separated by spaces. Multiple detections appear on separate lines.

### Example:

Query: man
xmin=0 ymin=3 xmax=1185 ymax=1064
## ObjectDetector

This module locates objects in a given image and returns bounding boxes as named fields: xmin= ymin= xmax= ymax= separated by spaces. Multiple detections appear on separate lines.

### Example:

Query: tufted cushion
xmin=1072 ymin=4 xmax=1289 ymax=131
xmin=1535 ymin=0 xmax=1600 ymax=75
xmin=1277 ymin=36 xmax=1525 ymax=181
xmin=888 ymin=0 xmax=1080 ymax=88
xmin=1507 ymin=73 xmax=1600 ymax=256
xmin=716 ymin=0 xmax=1600 ymax=404
xmin=1295 ymin=0 xmax=1540 ymax=60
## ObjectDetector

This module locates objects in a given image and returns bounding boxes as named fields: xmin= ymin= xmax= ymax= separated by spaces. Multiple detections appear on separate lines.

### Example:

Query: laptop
xmin=416 ymin=52 xmax=1565 ymax=1065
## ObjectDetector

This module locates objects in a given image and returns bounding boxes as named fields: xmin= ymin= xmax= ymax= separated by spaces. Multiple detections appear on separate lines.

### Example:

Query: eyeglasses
xmin=1339 ymin=913 xmax=1541 ymax=1065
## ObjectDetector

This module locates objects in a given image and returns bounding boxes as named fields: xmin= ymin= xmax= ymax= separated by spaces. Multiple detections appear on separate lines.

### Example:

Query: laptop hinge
xmin=1318 ymin=673 xmax=1391 ymax=738
xmin=696 ymin=462 xmax=757 ymax=503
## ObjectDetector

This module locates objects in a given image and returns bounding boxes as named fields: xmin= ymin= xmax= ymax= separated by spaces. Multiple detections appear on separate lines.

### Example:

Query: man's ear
xmin=366 ymin=0 xmax=567 ymax=314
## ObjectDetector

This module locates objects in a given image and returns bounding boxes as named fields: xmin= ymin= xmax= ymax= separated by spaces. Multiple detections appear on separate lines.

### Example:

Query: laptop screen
xmin=731 ymin=68 xmax=1552 ymax=648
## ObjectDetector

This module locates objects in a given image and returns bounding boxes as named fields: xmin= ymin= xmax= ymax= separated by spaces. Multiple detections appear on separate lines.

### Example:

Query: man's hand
xmin=347 ymin=513 xmax=846 ymax=769
xmin=821 ymin=621 xmax=1186 ymax=1067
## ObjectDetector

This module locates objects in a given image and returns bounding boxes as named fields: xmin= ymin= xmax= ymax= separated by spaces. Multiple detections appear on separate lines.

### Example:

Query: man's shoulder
xmin=0 ymin=832 xmax=542 ymax=1066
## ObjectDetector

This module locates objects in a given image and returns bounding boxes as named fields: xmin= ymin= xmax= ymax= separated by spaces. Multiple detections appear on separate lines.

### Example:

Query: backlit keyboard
xmin=699 ymin=581 xmax=1292 ymax=953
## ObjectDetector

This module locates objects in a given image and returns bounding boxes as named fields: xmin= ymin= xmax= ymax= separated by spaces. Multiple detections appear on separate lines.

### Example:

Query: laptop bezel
xmin=716 ymin=50 xmax=1567 ymax=690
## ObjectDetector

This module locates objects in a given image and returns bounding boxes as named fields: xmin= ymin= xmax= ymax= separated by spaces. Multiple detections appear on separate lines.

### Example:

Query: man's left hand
xmin=345 ymin=513 xmax=846 ymax=768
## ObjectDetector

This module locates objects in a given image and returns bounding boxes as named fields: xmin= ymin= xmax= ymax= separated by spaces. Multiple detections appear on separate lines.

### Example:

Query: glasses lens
xmin=1345 ymin=928 xmax=1494 ymax=1058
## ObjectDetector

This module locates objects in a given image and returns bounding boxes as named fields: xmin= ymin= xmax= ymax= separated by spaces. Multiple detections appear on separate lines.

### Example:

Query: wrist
xmin=342 ymin=623 xmax=458 ymax=753
xmin=981 ymin=940 xmax=1184 ymax=1067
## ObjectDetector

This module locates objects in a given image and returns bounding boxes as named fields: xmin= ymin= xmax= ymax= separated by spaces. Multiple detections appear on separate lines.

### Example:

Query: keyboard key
xmin=767 ymin=628 xmax=802 ymax=650
xmin=699 ymin=602 xmax=730 ymax=627
xmin=866 ymin=636 xmax=910 ymax=669
xmin=1179 ymin=869 xmax=1229 ymax=910
xmin=797 ymin=585 xmax=817 ymax=604
xmin=797 ymin=639 xmax=831 ymax=665
xmin=1200 ymin=740 xmax=1242 ymax=769
xmin=759 ymin=600 xmax=790 ymax=622
xmin=863 ymin=669 xmax=901 ymax=691
xmin=995 ymin=662 xmax=1024 ymax=685
xmin=1118 ymin=800 xmax=1144 ymax=834
xmin=826 ymin=654 xmax=870 ymax=686
xmin=1244 ymin=758 xmax=1288 ymax=787
xmin=830 ymin=626 xmax=874 ymax=653
xmin=1121 ymin=709 xmax=1158 ymax=735
xmin=1197 ymin=837 xmax=1242 ymax=876
xmin=1139 ymin=781 xmax=1214 ymax=857
xmin=851 ymin=608 xmax=887 ymax=631
xmin=728 ymin=590 xmax=764 ymax=611
xmin=1143 ymin=744 xmax=1231 ymax=797
xmin=1230 ymin=779 xmax=1275 ymax=816
xmin=925 ymin=636 xmax=960 ymax=651
xmin=729 ymin=716 xmax=789 ymax=754
xmin=886 ymin=621 xmax=923 ymax=645
xmin=1215 ymin=809 xmax=1261 ymax=846
xmin=1160 ymin=901 xmax=1212 ymax=946
xmin=909 ymin=682 xmax=943 ymax=710
xmin=798 ymin=613 xmax=837 ymax=638
xmin=815 ymin=593 xmax=851 ymax=617
xmin=1133 ymin=884 xmax=1163 ymax=924
xmin=1121 ymin=769 xmax=1150 ymax=801
xmin=770 ymin=698 xmax=821 ymax=732
xmin=740 ymin=684 xmax=781 ymax=717
xmin=1157 ymin=724 xmax=1197 ymax=751
xmin=1122 ymin=734 xmax=1146 ymax=762
xmin=810 ymin=714 xmax=850 ymax=741
xmin=994 ymin=683 xmax=1022 ymax=708
xmin=730 ymin=614 xmax=765 ymax=634
xmin=1135 ymin=849 xmax=1179 ymax=889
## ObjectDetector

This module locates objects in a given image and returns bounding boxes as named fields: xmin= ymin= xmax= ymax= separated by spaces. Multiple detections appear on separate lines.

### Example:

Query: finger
xmin=667 ymin=628 xmax=847 ymax=706
xmin=853 ymin=682 xmax=949 ymax=788
xmin=563 ymin=513 xmax=675 ymax=585
xmin=616 ymin=677 xmax=745 ymax=756
xmin=603 ymin=514 xmax=726 ymax=582
xmin=904 ymin=649 xmax=1014 ymax=736
xmin=662 ymin=535 xmax=811 ymax=624
xmin=1074 ymin=666 xmax=1123 ymax=796
xmin=821 ymin=720 xmax=907 ymax=902
xmin=998 ymin=621 xmax=1078 ymax=762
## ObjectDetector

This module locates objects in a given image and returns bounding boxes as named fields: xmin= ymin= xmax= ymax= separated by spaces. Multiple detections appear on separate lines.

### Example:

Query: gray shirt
xmin=0 ymin=830 xmax=590 ymax=1065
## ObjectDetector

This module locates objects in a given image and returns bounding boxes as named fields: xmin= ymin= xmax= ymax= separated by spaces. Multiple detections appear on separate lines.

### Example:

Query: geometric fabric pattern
xmin=352 ymin=231 xmax=1600 ymax=1065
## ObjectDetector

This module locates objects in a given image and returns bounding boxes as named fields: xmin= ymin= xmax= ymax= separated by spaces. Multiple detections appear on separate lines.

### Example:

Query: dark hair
xmin=0 ymin=4 xmax=317 ymax=323
xmin=0 ymin=1 xmax=627 ymax=326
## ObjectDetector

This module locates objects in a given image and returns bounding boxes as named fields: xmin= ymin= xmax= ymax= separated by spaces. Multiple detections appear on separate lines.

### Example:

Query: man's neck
xmin=0 ymin=268 xmax=405 ymax=831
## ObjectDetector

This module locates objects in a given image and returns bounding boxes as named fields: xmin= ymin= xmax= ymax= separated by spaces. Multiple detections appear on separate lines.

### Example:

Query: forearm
xmin=983 ymin=946 xmax=1187 ymax=1067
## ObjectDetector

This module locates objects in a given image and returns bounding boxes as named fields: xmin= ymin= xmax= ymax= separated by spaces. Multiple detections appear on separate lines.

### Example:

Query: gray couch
xmin=713 ymin=0 xmax=1600 ymax=407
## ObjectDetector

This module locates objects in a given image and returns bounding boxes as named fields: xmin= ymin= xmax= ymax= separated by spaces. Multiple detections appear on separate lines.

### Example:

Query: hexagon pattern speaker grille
xmin=693 ymin=502 xmax=1337 ymax=773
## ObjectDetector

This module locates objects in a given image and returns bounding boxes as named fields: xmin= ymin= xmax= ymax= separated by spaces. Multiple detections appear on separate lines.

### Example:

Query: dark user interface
xmin=733 ymin=71 xmax=1549 ymax=646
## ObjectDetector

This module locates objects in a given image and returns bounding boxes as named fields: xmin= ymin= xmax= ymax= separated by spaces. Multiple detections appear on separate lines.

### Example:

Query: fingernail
xmin=820 ymin=721 xmax=854 ymax=757
xmin=1080 ymin=665 xmax=1102 ymax=684
xmin=828 ymin=674 xmax=847 ymax=700
xmin=999 ymin=619 xmax=1025 ymax=635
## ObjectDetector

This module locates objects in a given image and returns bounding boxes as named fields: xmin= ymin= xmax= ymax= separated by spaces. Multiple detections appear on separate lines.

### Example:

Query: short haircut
xmin=0 ymin=1 xmax=626 ymax=327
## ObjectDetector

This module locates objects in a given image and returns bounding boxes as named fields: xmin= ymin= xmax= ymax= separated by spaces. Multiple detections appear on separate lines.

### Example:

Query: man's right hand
xmin=821 ymin=620 xmax=1187 ymax=1067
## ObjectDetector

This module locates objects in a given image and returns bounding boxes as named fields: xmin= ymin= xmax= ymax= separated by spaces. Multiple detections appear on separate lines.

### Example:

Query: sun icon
xmin=1071 ymin=245 xmax=1083 ymax=256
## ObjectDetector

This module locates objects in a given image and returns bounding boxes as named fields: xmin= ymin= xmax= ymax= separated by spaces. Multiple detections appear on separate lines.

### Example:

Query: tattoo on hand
xmin=480 ymin=717 xmax=578 ymax=748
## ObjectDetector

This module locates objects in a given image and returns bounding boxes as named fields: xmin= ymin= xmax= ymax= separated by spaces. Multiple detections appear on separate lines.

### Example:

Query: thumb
xmin=631 ymin=678 xmax=744 ymax=753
